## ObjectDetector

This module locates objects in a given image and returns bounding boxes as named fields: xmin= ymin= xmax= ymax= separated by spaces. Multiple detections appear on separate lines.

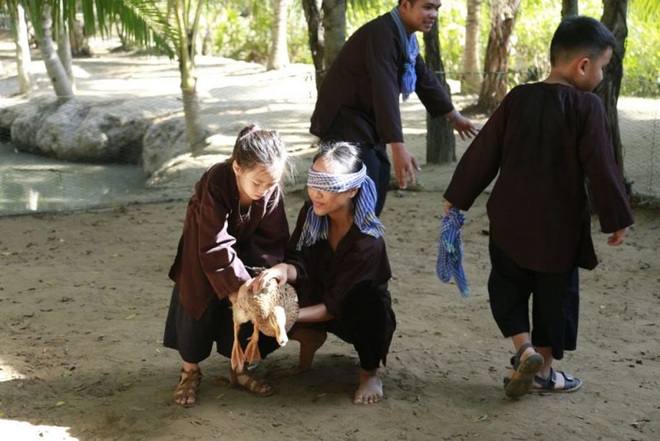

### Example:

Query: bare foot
xmin=289 ymin=328 xmax=326 ymax=375
xmin=353 ymin=369 xmax=383 ymax=405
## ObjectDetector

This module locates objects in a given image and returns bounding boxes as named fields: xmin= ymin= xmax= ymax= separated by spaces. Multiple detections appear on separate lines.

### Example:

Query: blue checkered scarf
xmin=296 ymin=164 xmax=385 ymax=250
xmin=436 ymin=207 xmax=470 ymax=297
xmin=390 ymin=6 xmax=419 ymax=101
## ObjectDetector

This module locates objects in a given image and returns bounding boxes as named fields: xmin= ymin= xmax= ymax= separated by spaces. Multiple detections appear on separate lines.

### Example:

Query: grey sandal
xmin=531 ymin=367 xmax=582 ymax=393
xmin=503 ymin=343 xmax=544 ymax=398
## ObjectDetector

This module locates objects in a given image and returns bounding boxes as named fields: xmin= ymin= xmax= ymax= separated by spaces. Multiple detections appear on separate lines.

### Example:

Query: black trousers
xmin=296 ymin=281 xmax=396 ymax=371
xmin=163 ymin=285 xmax=280 ymax=364
xmin=488 ymin=239 xmax=579 ymax=360
xmin=356 ymin=143 xmax=390 ymax=217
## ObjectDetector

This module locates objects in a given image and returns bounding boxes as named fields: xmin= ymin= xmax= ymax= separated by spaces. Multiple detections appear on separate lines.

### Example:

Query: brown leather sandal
xmin=173 ymin=368 xmax=202 ymax=405
xmin=229 ymin=368 xmax=275 ymax=397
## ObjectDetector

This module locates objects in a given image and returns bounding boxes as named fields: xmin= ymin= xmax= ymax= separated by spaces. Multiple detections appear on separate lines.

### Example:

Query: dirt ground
xmin=1 ymin=40 xmax=660 ymax=441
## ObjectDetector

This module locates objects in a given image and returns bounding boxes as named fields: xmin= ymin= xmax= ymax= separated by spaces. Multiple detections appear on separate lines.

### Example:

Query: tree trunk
xmin=182 ymin=85 xmax=206 ymax=150
xmin=424 ymin=21 xmax=455 ymax=164
xmin=268 ymin=0 xmax=290 ymax=70
xmin=177 ymin=26 xmax=206 ymax=151
xmin=596 ymin=0 xmax=628 ymax=178
xmin=13 ymin=2 xmax=36 ymax=94
xmin=56 ymin=8 xmax=75 ymax=90
xmin=461 ymin=0 xmax=483 ymax=94
xmin=39 ymin=4 xmax=74 ymax=100
xmin=476 ymin=0 xmax=520 ymax=114
xmin=322 ymin=0 xmax=345 ymax=76
xmin=562 ymin=0 xmax=579 ymax=18
xmin=302 ymin=0 xmax=325 ymax=90
xmin=169 ymin=0 xmax=206 ymax=152
xmin=70 ymin=18 xmax=92 ymax=57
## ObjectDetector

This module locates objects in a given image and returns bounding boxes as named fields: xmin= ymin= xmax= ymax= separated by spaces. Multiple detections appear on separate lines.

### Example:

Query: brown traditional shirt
xmin=310 ymin=13 xmax=454 ymax=145
xmin=444 ymin=83 xmax=634 ymax=272
xmin=285 ymin=200 xmax=391 ymax=318
xmin=169 ymin=162 xmax=289 ymax=319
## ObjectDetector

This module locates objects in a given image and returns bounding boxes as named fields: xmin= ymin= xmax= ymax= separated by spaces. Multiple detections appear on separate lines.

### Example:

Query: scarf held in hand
xmin=436 ymin=207 xmax=470 ymax=297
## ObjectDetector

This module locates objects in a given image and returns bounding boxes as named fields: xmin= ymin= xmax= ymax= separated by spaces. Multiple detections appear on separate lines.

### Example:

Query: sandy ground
xmin=1 ymin=38 xmax=660 ymax=441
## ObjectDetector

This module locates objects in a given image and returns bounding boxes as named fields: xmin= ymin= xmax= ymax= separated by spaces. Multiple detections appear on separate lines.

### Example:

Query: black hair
xmin=312 ymin=141 xmax=363 ymax=174
xmin=550 ymin=15 xmax=616 ymax=66
xmin=229 ymin=124 xmax=287 ymax=179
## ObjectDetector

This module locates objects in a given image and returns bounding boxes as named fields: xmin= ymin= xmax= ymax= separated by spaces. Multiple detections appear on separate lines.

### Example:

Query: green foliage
xmin=620 ymin=10 xmax=660 ymax=97
xmin=214 ymin=6 xmax=268 ymax=62
xmin=435 ymin=0 xmax=466 ymax=77
xmin=507 ymin=0 xmax=558 ymax=85
xmin=212 ymin=0 xmax=310 ymax=65
xmin=207 ymin=0 xmax=658 ymax=96
xmin=442 ymin=0 xmax=659 ymax=97
xmin=346 ymin=1 xmax=386 ymax=34
xmin=20 ymin=0 xmax=177 ymax=58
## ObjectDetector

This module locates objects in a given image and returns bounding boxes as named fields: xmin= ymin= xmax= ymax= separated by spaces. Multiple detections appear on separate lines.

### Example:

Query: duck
xmin=229 ymin=278 xmax=299 ymax=372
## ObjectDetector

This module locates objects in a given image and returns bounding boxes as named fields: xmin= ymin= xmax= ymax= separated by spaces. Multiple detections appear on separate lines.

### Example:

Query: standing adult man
xmin=310 ymin=0 xmax=479 ymax=215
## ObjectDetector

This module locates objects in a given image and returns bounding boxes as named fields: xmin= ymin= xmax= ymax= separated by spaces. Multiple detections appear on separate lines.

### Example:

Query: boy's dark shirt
xmin=285 ymin=200 xmax=391 ymax=319
xmin=444 ymin=83 xmax=634 ymax=273
xmin=310 ymin=13 xmax=454 ymax=145
xmin=169 ymin=162 xmax=289 ymax=319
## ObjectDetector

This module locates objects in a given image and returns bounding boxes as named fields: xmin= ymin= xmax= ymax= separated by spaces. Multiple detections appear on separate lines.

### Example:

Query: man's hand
xmin=445 ymin=109 xmax=480 ymax=141
xmin=390 ymin=142 xmax=421 ymax=189
xmin=452 ymin=115 xmax=480 ymax=140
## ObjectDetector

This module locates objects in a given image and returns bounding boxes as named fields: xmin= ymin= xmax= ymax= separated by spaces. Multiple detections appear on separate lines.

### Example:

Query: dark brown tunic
xmin=444 ymin=83 xmax=634 ymax=272
xmin=310 ymin=13 xmax=454 ymax=145
xmin=168 ymin=162 xmax=289 ymax=319
xmin=286 ymin=200 xmax=391 ymax=319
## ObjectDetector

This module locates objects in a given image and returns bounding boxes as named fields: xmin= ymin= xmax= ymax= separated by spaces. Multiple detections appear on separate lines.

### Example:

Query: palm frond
xmin=94 ymin=0 xmax=177 ymax=58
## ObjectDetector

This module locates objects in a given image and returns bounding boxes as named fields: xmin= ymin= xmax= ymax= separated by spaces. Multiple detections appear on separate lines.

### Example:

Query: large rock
xmin=3 ymin=97 xmax=218 ymax=182
xmin=0 ymin=101 xmax=33 ymax=138
xmin=9 ymin=98 xmax=150 ymax=163
xmin=142 ymin=116 xmax=192 ymax=177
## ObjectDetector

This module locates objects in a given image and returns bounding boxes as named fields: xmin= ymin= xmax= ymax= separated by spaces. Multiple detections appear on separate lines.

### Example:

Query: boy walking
xmin=443 ymin=16 xmax=634 ymax=397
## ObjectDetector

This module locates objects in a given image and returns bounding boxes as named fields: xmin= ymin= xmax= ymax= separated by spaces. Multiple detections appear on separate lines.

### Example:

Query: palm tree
xmin=561 ymin=0 xmax=578 ymax=18
xmin=599 ymin=0 xmax=658 ymax=179
xmin=303 ymin=0 xmax=378 ymax=89
xmin=424 ymin=20 xmax=455 ymax=165
xmin=55 ymin=1 xmax=74 ymax=86
xmin=268 ymin=0 xmax=290 ymax=70
xmin=321 ymin=0 xmax=345 ymax=77
xmin=25 ymin=1 xmax=74 ymax=99
xmin=16 ymin=1 xmax=207 ymax=150
xmin=4 ymin=0 xmax=36 ymax=94
xmin=303 ymin=0 xmax=358 ymax=89
xmin=162 ymin=0 xmax=208 ymax=151
xmin=100 ymin=0 xmax=208 ymax=150
xmin=597 ymin=0 xmax=627 ymax=174
xmin=302 ymin=0 xmax=324 ymax=90
xmin=461 ymin=0 xmax=482 ymax=94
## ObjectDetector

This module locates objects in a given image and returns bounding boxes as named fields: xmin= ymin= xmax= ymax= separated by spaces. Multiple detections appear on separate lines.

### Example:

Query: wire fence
xmin=0 ymin=61 xmax=658 ymax=216
xmin=617 ymin=96 xmax=659 ymax=203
